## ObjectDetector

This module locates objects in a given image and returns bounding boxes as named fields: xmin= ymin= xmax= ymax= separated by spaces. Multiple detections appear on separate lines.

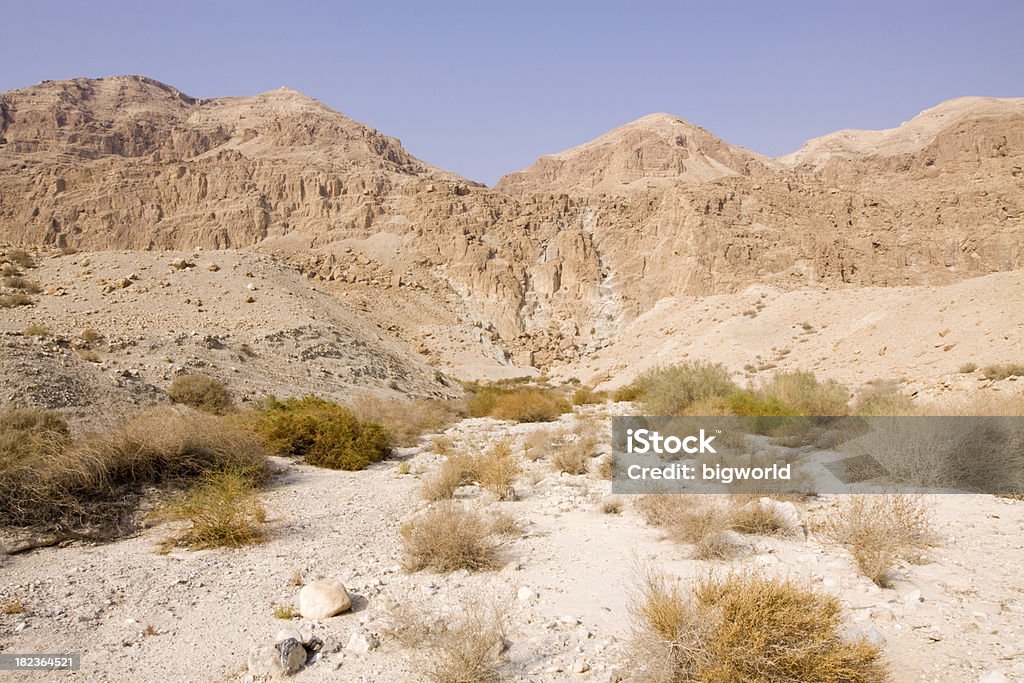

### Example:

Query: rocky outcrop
xmin=1 ymin=77 xmax=1021 ymax=371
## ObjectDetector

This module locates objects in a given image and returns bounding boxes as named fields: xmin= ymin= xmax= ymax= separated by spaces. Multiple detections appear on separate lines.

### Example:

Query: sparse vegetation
xmin=5 ymin=249 xmax=35 ymax=269
xmin=1 ymin=599 xmax=26 ymax=615
xmin=160 ymin=469 xmax=267 ymax=549
xmin=350 ymin=395 xmax=461 ymax=447
xmin=400 ymin=502 xmax=503 ymax=573
xmin=78 ymin=328 xmax=103 ymax=345
xmin=464 ymin=381 xmax=570 ymax=423
xmin=3 ymin=276 xmax=42 ymax=293
xmin=386 ymin=594 xmax=509 ymax=683
xmin=273 ymin=604 xmax=299 ymax=620
xmin=397 ymin=461 xmax=411 ymax=475
xmin=981 ymin=362 xmax=1024 ymax=381
xmin=77 ymin=349 xmax=101 ymax=363
xmin=629 ymin=568 xmax=887 ymax=682
xmin=600 ymin=498 xmax=623 ymax=514
xmin=571 ymin=385 xmax=607 ymax=405
xmin=551 ymin=433 xmax=595 ymax=475
xmin=254 ymin=395 xmax=391 ymax=470
xmin=958 ymin=362 xmax=978 ymax=374
xmin=167 ymin=374 xmax=234 ymax=415
xmin=823 ymin=495 xmax=933 ymax=587
xmin=615 ymin=362 xmax=737 ymax=415
xmin=474 ymin=440 xmax=520 ymax=500
xmin=0 ymin=293 xmax=33 ymax=307
xmin=0 ymin=406 xmax=270 ymax=532
xmin=23 ymin=323 xmax=50 ymax=336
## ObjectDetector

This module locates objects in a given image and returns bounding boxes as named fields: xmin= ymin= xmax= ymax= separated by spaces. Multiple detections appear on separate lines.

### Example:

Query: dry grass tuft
xmin=981 ymin=363 xmax=1024 ymax=381
xmin=571 ymin=385 xmax=608 ymax=405
xmin=400 ymin=502 xmax=503 ymax=573
xmin=0 ymin=406 xmax=270 ymax=532
xmin=5 ymin=249 xmax=35 ymax=269
xmin=629 ymin=567 xmax=887 ymax=682
xmin=551 ymin=434 xmax=596 ymax=475
xmin=159 ymin=469 xmax=267 ymax=549
xmin=421 ymin=455 xmax=472 ymax=502
xmin=600 ymin=498 xmax=623 ymax=514
xmin=350 ymin=395 xmax=462 ymax=447
xmin=822 ymin=495 xmax=932 ymax=587
xmin=385 ymin=594 xmax=509 ymax=683
xmin=167 ymin=374 xmax=234 ymax=415
xmin=23 ymin=323 xmax=50 ymax=337
xmin=3 ymin=276 xmax=42 ymax=293
xmin=1 ymin=599 xmax=26 ymax=615
xmin=273 ymin=604 xmax=299 ymax=620
xmin=475 ymin=440 xmax=520 ymax=500
xmin=465 ymin=382 xmax=570 ymax=423
xmin=0 ymin=293 xmax=33 ymax=307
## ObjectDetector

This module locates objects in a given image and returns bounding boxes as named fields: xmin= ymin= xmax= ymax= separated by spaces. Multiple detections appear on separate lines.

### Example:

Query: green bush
xmin=254 ymin=396 xmax=391 ymax=470
xmin=616 ymin=362 xmax=737 ymax=415
xmin=167 ymin=374 xmax=234 ymax=415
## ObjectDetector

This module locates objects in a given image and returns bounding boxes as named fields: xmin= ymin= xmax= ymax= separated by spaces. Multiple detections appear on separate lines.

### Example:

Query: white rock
xmin=275 ymin=628 xmax=304 ymax=645
xmin=346 ymin=628 xmax=379 ymax=653
xmin=841 ymin=623 xmax=887 ymax=648
xmin=517 ymin=587 xmax=538 ymax=603
xmin=903 ymin=590 xmax=923 ymax=606
xmin=299 ymin=580 xmax=352 ymax=619
xmin=572 ymin=658 xmax=591 ymax=673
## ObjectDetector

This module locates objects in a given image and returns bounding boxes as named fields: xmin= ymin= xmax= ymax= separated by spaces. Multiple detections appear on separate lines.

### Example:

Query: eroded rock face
xmin=2 ymin=77 xmax=1021 ymax=370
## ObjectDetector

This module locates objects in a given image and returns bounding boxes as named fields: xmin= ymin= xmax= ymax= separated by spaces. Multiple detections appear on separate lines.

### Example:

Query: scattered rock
xmin=298 ymin=579 xmax=352 ymax=619
xmin=517 ymin=586 xmax=538 ymax=603
xmin=345 ymin=628 xmax=379 ymax=653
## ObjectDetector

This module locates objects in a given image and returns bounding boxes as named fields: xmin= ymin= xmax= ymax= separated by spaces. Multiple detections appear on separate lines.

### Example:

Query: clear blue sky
xmin=3 ymin=1 xmax=1022 ymax=185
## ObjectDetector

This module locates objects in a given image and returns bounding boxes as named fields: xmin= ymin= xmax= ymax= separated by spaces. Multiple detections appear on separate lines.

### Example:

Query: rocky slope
xmin=2 ymin=77 xmax=1022 ymax=375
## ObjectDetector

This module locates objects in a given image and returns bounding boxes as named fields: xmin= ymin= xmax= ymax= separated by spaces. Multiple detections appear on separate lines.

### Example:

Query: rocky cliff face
xmin=1 ymin=77 xmax=1021 ymax=372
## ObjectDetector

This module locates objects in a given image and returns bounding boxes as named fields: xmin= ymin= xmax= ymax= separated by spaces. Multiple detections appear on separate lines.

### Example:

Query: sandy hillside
xmin=563 ymin=270 xmax=1024 ymax=404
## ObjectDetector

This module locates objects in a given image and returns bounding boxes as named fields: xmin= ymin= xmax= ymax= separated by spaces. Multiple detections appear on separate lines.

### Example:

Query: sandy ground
xmin=2 ymin=407 xmax=1023 ymax=682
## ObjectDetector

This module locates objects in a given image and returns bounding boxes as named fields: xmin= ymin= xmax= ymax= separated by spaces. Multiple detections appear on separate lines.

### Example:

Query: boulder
xmin=298 ymin=579 xmax=352 ymax=619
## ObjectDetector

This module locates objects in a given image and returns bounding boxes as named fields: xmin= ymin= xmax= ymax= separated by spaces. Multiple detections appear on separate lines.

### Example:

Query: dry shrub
xmin=488 ymin=509 xmax=523 ymax=537
xmin=167 ymin=374 xmax=234 ymax=415
xmin=728 ymin=498 xmax=792 ymax=535
xmin=637 ymin=496 xmax=740 ymax=560
xmin=3 ymin=276 xmax=42 ymax=293
xmin=0 ymin=263 xmax=20 ymax=277
xmin=5 ymin=249 xmax=35 ymax=269
xmin=619 ymin=362 xmax=737 ymax=415
xmin=490 ymin=388 xmax=569 ymax=423
xmin=958 ymin=362 xmax=978 ymax=374
xmin=629 ymin=568 xmax=887 ymax=682
xmin=757 ymin=370 xmax=850 ymax=416
xmin=464 ymin=382 xmax=570 ymax=423
xmin=79 ymin=328 xmax=103 ymax=345
xmin=400 ymin=502 xmax=502 ymax=573
xmin=23 ymin=323 xmax=50 ymax=337
xmin=350 ymin=395 xmax=461 ymax=447
xmin=823 ymin=495 xmax=932 ymax=587
xmin=1 ymin=599 xmax=26 ymax=615
xmin=854 ymin=379 xmax=914 ymax=416
xmin=160 ymin=469 xmax=266 ymax=549
xmin=601 ymin=497 xmax=623 ymax=514
xmin=475 ymin=440 xmax=519 ymax=499
xmin=421 ymin=456 xmax=471 ymax=502
xmin=551 ymin=433 xmax=596 ymax=475
xmin=0 ymin=293 xmax=33 ymax=307
xmin=522 ymin=428 xmax=558 ymax=461
xmin=254 ymin=395 xmax=390 ymax=470
xmin=431 ymin=435 xmax=455 ymax=456
xmin=0 ymin=407 xmax=270 ymax=532
xmin=597 ymin=455 xmax=614 ymax=480
xmin=572 ymin=385 xmax=607 ymax=405
xmin=981 ymin=363 xmax=1024 ymax=381
xmin=385 ymin=594 xmax=509 ymax=683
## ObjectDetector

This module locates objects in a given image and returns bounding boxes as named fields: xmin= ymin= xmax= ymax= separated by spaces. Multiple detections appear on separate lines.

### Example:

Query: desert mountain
xmin=1 ymin=76 xmax=1022 ymax=376
xmin=496 ymin=113 xmax=774 ymax=195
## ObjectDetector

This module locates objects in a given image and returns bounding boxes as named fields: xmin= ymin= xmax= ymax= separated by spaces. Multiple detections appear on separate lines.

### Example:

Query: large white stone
xmin=298 ymin=579 xmax=352 ymax=619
